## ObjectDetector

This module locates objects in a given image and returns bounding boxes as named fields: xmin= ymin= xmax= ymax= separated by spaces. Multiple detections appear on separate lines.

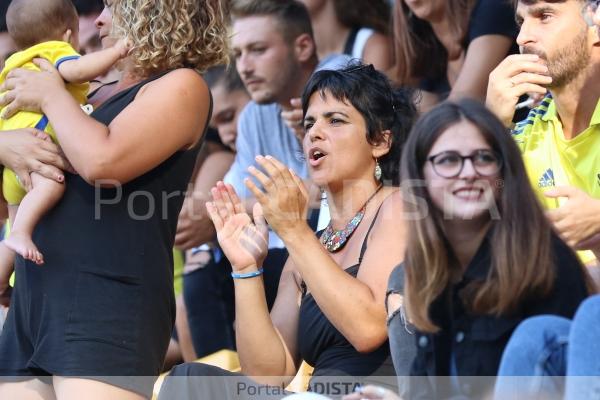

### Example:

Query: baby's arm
xmin=57 ymin=39 xmax=129 ymax=84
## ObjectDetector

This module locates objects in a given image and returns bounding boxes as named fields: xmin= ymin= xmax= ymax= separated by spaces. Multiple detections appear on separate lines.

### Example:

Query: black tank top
xmin=31 ymin=71 xmax=208 ymax=305
xmin=297 ymin=207 xmax=396 ymax=379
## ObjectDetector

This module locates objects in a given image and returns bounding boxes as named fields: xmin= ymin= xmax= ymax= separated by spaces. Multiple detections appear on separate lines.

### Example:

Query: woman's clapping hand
xmin=245 ymin=155 xmax=309 ymax=240
xmin=206 ymin=182 xmax=268 ymax=272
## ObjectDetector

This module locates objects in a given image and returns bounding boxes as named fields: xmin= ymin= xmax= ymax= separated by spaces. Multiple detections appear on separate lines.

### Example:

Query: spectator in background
xmin=300 ymin=0 xmax=393 ymax=71
xmin=205 ymin=64 xmax=251 ymax=152
xmin=73 ymin=0 xmax=120 ymax=84
xmin=494 ymin=3 xmax=600 ymax=399
xmin=486 ymin=0 xmax=600 ymax=271
xmin=391 ymin=0 xmax=519 ymax=111
xmin=223 ymin=0 xmax=346 ymax=310
xmin=282 ymin=0 xmax=390 ymax=137
xmin=174 ymin=64 xmax=248 ymax=252
xmin=72 ymin=0 xmax=104 ymax=55
xmin=179 ymin=65 xmax=250 ymax=361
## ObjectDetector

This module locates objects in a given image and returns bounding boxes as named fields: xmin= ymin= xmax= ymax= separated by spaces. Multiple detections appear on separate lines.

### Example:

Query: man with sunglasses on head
xmin=487 ymin=0 xmax=600 ymax=273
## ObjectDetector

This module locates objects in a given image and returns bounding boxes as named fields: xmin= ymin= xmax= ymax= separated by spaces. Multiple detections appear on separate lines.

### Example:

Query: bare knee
xmin=0 ymin=379 xmax=55 ymax=400
xmin=30 ymin=173 xmax=65 ymax=201
xmin=53 ymin=377 xmax=146 ymax=400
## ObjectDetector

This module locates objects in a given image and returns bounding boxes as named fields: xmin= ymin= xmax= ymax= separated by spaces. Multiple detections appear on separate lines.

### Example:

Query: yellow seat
xmin=285 ymin=361 xmax=314 ymax=392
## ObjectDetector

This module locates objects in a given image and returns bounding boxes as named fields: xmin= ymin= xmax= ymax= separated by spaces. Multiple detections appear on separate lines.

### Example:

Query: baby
xmin=0 ymin=0 xmax=128 ymax=306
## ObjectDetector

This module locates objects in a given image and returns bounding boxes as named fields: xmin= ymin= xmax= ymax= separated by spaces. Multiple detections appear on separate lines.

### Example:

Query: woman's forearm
xmin=233 ymin=273 xmax=296 ymax=383
xmin=282 ymin=225 xmax=388 ymax=352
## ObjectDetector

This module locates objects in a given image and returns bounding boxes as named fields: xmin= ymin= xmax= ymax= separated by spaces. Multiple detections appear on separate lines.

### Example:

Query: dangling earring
xmin=374 ymin=159 xmax=382 ymax=181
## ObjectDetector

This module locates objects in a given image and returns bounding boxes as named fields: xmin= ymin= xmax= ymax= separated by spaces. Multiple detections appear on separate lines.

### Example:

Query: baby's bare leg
xmin=0 ymin=204 xmax=17 ymax=306
xmin=0 ymin=242 xmax=15 ymax=307
xmin=4 ymin=173 xmax=65 ymax=264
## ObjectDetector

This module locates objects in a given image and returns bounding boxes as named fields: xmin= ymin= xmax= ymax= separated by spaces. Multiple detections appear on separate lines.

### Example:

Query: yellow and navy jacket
xmin=512 ymin=94 xmax=600 ymax=264
xmin=0 ymin=41 xmax=88 ymax=204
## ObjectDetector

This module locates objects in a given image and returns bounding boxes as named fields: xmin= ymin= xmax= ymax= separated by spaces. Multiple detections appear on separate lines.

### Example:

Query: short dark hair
xmin=204 ymin=63 xmax=247 ymax=93
xmin=1 ymin=0 xmax=10 ymax=32
xmin=334 ymin=0 xmax=391 ymax=34
xmin=72 ymin=0 xmax=103 ymax=15
xmin=7 ymin=0 xmax=78 ymax=49
xmin=301 ymin=62 xmax=417 ymax=186
xmin=230 ymin=0 xmax=314 ymax=44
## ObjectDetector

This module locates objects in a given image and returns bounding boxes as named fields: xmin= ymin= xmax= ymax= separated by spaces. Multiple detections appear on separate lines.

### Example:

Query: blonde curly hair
xmin=111 ymin=0 xmax=229 ymax=76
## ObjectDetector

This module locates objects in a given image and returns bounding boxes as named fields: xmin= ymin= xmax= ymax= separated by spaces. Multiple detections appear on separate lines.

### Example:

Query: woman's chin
xmin=308 ymin=170 xmax=329 ymax=187
xmin=446 ymin=206 xmax=492 ymax=223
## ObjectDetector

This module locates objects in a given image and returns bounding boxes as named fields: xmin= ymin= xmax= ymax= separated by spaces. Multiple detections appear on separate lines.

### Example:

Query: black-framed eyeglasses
xmin=583 ymin=0 xmax=600 ymax=27
xmin=427 ymin=149 xmax=503 ymax=179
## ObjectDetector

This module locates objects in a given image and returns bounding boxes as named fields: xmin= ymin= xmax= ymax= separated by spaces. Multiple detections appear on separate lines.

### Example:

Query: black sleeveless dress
xmin=297 ymin=208 xmax=397 ymax=393
xmin=0 ymin=72 xmax=207 ymax=397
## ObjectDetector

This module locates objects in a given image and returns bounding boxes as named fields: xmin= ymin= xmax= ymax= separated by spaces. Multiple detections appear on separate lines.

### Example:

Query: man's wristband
xmin=231 ymin=268 xmax=264 ymax=279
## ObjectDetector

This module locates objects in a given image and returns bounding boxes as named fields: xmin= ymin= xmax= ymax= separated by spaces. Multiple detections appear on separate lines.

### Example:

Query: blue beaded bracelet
xmin=231 ymin=268 xmax=264 ymax=279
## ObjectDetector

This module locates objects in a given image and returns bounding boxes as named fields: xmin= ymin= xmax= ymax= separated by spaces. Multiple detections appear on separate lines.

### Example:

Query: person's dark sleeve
xmin=524 ymin=234 xmax=591 ymax=319
xmin=468 ymin=0 xmax=519 ymax=42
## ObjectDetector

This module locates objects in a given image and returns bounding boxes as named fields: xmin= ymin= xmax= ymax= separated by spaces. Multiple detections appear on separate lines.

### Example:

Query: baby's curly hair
xmin=111 ymin=0 xmax=230 ymax=76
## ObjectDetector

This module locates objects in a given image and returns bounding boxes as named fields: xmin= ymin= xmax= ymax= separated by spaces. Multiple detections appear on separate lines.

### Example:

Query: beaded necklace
xmin=320 ymin=184 xmax=383 ymax=252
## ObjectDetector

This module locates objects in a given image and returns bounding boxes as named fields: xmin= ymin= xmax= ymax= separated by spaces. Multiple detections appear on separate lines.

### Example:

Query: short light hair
xmin=7 ymin=0 xmax=78 ymax=49
xmin=111 ymin=0 xmax=230 ymax=76
xmin=230 ymin=0 xmax=314 ymax=44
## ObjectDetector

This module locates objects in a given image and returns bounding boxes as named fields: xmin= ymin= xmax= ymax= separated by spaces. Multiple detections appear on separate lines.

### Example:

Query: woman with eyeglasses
xmin=343 ymin=100 xmax=593 ymax=400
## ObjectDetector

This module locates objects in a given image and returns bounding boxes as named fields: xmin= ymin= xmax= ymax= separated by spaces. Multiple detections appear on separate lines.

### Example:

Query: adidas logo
xmin=539 ymin=169 xmax=555 ymax=188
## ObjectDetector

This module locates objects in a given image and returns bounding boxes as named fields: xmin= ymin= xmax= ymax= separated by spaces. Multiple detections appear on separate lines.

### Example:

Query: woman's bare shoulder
xmin=378 ymin=188 xmax=404 ymax=214
xmin=139 ymin=68 xmax=209 ymax=100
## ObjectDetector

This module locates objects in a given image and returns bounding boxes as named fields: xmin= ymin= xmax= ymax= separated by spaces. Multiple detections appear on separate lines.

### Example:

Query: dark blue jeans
xmin=494 ymin=295 xmax=600 ymax=400
xmin=183 ymin=247 xmax=288 ymax=358
xmin=183 ymin=248 xmax=236 ymax=358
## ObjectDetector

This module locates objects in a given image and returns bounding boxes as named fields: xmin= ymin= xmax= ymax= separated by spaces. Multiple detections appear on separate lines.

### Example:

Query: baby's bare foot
xmin=4 ymin=232 xmax=44 ymax=265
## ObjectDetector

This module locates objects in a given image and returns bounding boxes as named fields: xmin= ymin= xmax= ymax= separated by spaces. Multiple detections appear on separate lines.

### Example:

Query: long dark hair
xmin=301 ymin=62 xmax=416 ymax=186
xmin=392 ymin=0 xmax=475 ymax=85
xmin=334 ymin=0 xmax=391 ymax=34
xmin=401 ymin=99 xmax=586 ymax=332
